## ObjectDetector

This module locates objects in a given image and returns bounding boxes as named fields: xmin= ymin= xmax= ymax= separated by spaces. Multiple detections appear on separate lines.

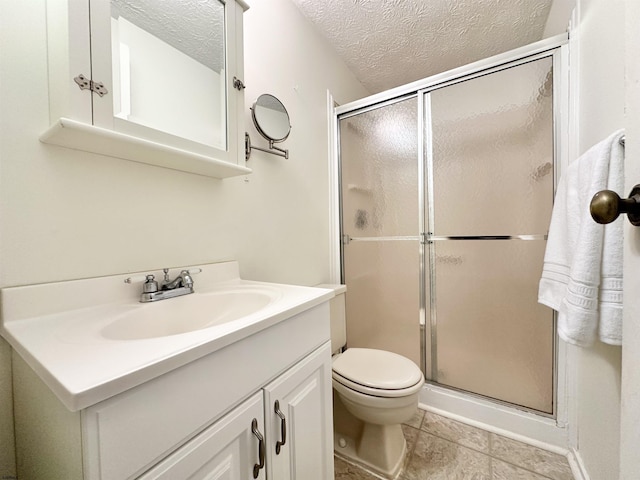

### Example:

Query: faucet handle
xmin=124 ymin=274 xmax=150 ymax=284
xmin=142 ymin=274 xmax=159 ymax=293
xmin=124 ymin=274 xmax=159 ymax=293
xmin=161 ymin=267 xmax=202 ymax=278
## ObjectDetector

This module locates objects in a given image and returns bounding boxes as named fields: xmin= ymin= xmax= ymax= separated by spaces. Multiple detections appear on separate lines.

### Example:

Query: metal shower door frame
xmin=420 ymin=52 xmax=560 ymax=417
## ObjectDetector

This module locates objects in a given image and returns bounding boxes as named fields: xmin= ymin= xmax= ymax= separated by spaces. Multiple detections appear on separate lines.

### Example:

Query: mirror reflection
xmin=252 ymin=94 xmax=291 ymax=142
xmin=110 ymin=0 xmax=226 ymax=149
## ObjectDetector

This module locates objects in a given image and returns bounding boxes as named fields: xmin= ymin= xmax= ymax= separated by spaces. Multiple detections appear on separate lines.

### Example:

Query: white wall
xmin=571 ymin=0 xmax=624 ymax=478
xmin=0 ymin=0 xmax=368 ymax=476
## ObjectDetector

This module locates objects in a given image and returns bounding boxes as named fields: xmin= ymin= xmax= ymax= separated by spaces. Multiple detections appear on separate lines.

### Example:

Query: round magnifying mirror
xmin=252 ymin=94 xmax=291 ymax=143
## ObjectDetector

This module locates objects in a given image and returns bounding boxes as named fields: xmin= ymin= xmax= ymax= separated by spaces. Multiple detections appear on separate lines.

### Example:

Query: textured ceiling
xmin=112 ymin=0 xmax=224 ymax=72
xmin=290 ymin=0 xmax=554 ymax=94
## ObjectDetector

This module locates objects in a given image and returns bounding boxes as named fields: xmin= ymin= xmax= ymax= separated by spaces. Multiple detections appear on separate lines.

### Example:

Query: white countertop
xmin=0 ymin=262 xmax=334 ymax=411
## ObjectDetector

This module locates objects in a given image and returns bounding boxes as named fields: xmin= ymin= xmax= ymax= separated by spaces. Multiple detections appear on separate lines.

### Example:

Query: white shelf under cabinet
xmin=40 ymin=117 xmax=252 ymax=179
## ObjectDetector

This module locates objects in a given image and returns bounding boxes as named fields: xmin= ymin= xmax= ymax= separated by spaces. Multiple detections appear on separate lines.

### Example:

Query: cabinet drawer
xmin=81 ymin=303 xmax=329 ymax=480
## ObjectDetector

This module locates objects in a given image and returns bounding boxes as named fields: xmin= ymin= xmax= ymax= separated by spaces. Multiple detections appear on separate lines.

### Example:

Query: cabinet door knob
xmin=251 ymin=418 xmax=265 ymax=478
xmin=274 ymin=400 xmax=287 ymax=454
xmin=590 ymin=184 xmax=640 ymax=226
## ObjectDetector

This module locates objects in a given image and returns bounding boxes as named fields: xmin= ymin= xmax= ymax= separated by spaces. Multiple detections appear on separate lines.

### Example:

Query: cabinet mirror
xmin=109 ymin=0 xmax=227 ymax=149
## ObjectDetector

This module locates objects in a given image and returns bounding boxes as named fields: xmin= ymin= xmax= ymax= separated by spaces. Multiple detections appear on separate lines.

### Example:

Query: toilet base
xmin=333 ymin=423 xmax=407 ymax=479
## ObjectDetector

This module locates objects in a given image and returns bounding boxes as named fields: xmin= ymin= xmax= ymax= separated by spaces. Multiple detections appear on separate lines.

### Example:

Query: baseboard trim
xmin=567 ymin=448 xmax=590 ymax=480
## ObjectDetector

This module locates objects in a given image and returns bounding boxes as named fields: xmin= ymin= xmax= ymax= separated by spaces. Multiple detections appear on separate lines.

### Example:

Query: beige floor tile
xmin=402 ymin=424 xmax=420 ymax=456
xmin=421 ymin=412 xmax=490 ymax=453
xmin=491 ymin=459 xmax=555 ymax=480
xmin=401 ymin=431 xmax=490 ymax=480
xmin=335 ymin=413 xmax=575 ymax=480
xmin=490 ymin=434 xmax=573 ymax=480
xmin=404 ymin=409 xmax=425 ymax=429
xmin=334 ymin=456 xmax=381 ymax=480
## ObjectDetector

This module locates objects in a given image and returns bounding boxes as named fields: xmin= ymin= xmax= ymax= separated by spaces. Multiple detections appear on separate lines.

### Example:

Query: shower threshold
xmin=419 ymin=382 xmax=567 ymax=450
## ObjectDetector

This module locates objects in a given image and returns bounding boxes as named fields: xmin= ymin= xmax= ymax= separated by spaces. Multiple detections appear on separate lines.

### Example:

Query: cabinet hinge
xmin=342 ymin=234 xmax=351 ymax=245
xmin=233 ymin=76 xmax=246 ymax=91
xmin=74 ymin=74 xmax=109 ymax=97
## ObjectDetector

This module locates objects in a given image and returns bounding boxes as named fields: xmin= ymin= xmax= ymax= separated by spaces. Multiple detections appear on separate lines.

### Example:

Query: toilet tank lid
xmin=316 ymin=284 xmax=347 ymax=294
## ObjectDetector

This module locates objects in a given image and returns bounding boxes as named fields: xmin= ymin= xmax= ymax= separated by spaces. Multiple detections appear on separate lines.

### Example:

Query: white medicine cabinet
xmin=40 ymin=0 xmax=251 ymax=179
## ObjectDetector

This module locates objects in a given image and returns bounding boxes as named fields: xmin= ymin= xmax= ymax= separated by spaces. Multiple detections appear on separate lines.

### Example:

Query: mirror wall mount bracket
xmin=245 ymin=132 xmax=289 ymax=160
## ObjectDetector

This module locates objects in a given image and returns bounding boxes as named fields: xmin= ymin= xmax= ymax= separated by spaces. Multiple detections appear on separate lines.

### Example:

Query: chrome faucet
xmin=125 ymin=268 xmax=201 ymax=303
xmin=161 ymin=268 xmax=194 ymax=291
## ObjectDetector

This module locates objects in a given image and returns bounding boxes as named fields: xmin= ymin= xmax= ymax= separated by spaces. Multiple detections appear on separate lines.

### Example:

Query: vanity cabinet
xmin=263 ymin=344 xmax=334 ymax=480
xmin=138 ymin=344 xmax=333 ymax=480
xmin=40 ymin=0 xmax=251 ymax=179
xmin=11 ymin=302 xmax=334 ymax=480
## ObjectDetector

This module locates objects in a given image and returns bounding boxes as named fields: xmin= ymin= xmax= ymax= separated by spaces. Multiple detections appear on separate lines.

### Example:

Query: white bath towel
xmin=538 ymin=130 xmax=624 ymax=347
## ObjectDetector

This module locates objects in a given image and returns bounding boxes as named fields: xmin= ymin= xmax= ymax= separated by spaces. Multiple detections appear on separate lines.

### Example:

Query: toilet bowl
xmin=318 ymin=285 xmax=425 ymax=478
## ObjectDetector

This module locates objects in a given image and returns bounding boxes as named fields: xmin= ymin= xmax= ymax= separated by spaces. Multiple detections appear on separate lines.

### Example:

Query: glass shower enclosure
xmin=338 ymin=49 xmax=558 ymax=415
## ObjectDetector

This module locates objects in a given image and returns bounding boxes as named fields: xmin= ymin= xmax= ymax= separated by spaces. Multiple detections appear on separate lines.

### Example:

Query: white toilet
xmin=319 ymin=284 xmax=424 ymax=478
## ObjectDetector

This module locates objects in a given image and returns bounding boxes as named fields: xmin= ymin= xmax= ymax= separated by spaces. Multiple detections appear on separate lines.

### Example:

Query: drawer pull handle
xmin=252 ymin=418 xmax=265 ymax=478
xmin=274 ymin=400 xmax=287 ymax=454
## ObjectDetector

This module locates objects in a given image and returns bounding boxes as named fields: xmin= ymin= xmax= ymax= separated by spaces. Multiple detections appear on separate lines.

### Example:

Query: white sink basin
xmin=101 ymin=286 xmax=280 ymax=340
xmin=0 ymin=261 xmax=334 ymax=411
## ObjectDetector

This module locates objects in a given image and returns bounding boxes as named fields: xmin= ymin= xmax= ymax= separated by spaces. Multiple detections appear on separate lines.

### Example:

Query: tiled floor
xmin=334 ymin=409 xmax=575 ymax=480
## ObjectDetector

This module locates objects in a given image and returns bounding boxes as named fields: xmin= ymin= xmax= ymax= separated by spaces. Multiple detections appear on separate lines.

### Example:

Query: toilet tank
xmin=316 ymin=284 xmax=347 ymax=354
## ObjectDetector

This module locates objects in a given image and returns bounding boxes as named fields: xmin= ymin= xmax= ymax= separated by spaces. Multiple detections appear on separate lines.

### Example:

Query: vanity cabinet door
xmin=263 ymin=342 xmax=334 ymax=480
xmin=137 ymin=392 xmax=266 ymax=480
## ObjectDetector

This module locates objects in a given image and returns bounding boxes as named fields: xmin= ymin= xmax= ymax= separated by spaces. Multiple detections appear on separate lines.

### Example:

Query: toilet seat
xmin=333 ymin=372 xmax=424 ymax=398
xmin=332 ymin=348 xmax=424 ymax=398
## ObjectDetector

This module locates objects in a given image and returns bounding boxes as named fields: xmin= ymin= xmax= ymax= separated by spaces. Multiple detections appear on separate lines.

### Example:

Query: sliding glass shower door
xmin=339 ymin=97 xmax=421 ymax=367
xmin=339 ymin=54 xmax=557 ymax=415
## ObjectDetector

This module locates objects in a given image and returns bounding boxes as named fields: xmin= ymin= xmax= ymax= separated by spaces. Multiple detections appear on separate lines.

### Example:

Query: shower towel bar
xmin=589 ymin=133 xmax=637 ymax=226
